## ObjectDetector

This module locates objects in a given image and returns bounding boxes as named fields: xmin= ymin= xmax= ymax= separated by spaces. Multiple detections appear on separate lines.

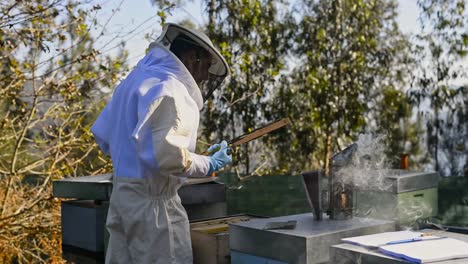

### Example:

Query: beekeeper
xmin=91 ymin=22 xmax=231 ymax=264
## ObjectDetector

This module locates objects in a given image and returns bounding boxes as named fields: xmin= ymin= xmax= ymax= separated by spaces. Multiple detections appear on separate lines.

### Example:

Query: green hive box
xmin=355 ymin=170 xmax=439 ymax=226
xmin=438 ymin=177 xmax=468 ymax=227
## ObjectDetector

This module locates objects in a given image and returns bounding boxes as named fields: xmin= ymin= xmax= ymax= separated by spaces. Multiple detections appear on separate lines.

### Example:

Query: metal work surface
xmin=330 ymin=229 xmax=468 ymax=264
xmin=53 ymin=174 xmax=225 ymax=204
xmin=53 ymin=174 xmax=113 ymax=201
xmin=384 ymin=170 xmax=439 ymax=193
xmin=230 ymin=213 xmax=395 ymax=264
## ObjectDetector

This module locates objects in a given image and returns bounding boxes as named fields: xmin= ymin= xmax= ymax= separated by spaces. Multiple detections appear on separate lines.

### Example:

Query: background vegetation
xmin=0 ymin=0 xmax=466 ymax=262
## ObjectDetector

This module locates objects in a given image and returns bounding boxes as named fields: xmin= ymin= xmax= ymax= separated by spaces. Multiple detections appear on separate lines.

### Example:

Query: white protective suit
xmin=91 ymin=43 xmax=213 ymax=264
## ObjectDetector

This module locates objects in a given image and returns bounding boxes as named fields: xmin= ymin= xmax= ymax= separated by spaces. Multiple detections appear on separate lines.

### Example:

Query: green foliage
xmin=410 ymin=0 xmax=467 ymax=176
xmin=201 ymin=0 xmax=294 ymax=174
xmin=374 ymin=87 xmax=424 ymax=168
xmin=0 ymin=0 xmax=128 ymax=262
xmin=272 ymin=0 xmax=410 ymax=173
xmin=151 ymin=0 xmax=178 ymax=25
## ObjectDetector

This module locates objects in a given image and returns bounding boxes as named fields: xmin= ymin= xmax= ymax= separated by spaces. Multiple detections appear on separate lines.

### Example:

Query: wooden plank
xmin=201 ymin=118 xmax=291 ymax=155
xmin=229 ymin=118 xmax=291 ymax=147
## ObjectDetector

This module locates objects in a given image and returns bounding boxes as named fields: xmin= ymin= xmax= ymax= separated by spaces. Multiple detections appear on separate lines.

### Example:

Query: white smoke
xmin=334 ymin=133 xmax=433 ymax=229
xmin=337 ymin=134 xmax=393 ymax=192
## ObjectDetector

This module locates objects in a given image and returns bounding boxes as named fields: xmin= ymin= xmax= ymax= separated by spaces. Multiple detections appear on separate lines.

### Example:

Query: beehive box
xmin=190 ymin=215 xmax=259 ymax=264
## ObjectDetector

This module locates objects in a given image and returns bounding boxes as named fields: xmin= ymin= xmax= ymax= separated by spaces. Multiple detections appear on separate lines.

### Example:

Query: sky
xmin=94 ymin=0 xmax=421 ymax=67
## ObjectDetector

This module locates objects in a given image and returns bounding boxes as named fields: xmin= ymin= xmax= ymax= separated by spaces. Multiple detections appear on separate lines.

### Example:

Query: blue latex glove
xmin=207 ymin=140 xmax=232 ymax=175
xmin=207 ymin=143 xmax=221 ymax=154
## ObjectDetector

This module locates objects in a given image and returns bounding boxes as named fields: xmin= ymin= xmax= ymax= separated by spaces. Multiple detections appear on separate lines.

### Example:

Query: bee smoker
xmin=301 ymin=143 xmax=358 ymax=220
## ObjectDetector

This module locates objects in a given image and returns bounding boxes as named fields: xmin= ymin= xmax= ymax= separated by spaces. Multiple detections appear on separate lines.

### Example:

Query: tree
xmin=410 ymin=0 xmax=467 ymax=176
xmin=0 ymin=1 xmax=128 ymax=262
xmin=373 ymin=87 xmax=424 ymax=169
xmin=200 ymin=0 xmax=293 ymax=175
xmin=273 ymin=0 xmax=409 ymax=174
xmin=368 ymin=9 xmax=422 ymax=169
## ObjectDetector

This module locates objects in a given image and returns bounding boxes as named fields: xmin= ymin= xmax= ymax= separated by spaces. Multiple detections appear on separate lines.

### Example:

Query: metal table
xmin=53 ymin=173 xmax=226 ymax=205
xmin=230 ymin=213 xmax=395 ymax=264
xmin=330 ymin=229 xmax=468 ymax=264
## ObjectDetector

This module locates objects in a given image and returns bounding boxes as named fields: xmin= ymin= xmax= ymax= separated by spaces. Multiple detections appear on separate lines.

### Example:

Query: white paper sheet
xmin=379 ymin=237 xmax=468 ymax=263
xmin=341 ymin=231 xmax=439 ymax=248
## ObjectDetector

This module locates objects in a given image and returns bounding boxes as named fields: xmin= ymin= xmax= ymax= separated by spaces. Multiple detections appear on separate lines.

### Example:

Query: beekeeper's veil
xmin=149 ymin=23 xmax=230 ymax=100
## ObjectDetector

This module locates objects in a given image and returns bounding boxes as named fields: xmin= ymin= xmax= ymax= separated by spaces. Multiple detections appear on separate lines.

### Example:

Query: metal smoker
xmin=302 ymin=143 xmax=358 ymax=220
